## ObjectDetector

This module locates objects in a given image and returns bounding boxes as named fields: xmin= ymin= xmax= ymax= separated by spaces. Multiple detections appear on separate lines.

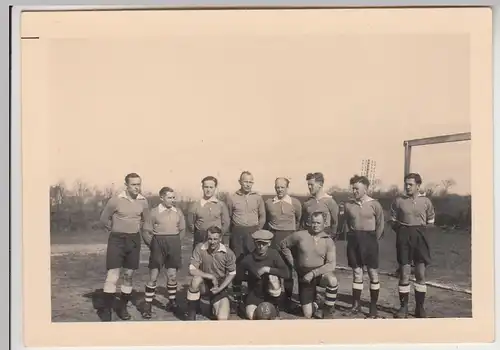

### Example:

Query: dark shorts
xmin=396 ymin=225 xmax=431 ymax=266
xmin=346 ymin=230 xmax=379 ymax=269
xmin=229 ymin=225 xmax=259 ymax=260
xmin=297 ymin=270 xmax=323 ymax=306
xmin=149 ymin=235 xmax=182 ymax=269
xmin=106 ymin=232 xmax=141 ymax=270
xmin=201 ymin=279 xmax=230 ymax=305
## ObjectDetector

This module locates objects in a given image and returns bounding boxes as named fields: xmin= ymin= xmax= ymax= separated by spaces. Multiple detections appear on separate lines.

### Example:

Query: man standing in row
xmin=280 ymin=212 xmax=338 ymax=319
xmin=98 ymin=173 xmax=150 ymax=322
xmin=226 ymin=171 xmax=266 ymax=307
xmin=302 ymin=172 xmax=339 ymax=239
xmin=187 ymin=176 xmax=230 ymax=249
xmin=264 ymin=177 xmax=302 ymax=311
xmin=141 ymin=187 xmax=185 ymax=319
xmin=390 ymin=173 xmax=435 ymax=319
xmin=344 ymin=175 xmax=385 ymax=318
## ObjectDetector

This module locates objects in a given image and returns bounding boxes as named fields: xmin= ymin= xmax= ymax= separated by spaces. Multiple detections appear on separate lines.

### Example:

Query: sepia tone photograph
xmin=18 ymin=5 xmax=493 ymax=347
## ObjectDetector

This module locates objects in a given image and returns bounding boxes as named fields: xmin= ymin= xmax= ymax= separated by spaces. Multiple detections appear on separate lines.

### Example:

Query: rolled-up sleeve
xmin=225 ymin=251 xmax=237 ymax=275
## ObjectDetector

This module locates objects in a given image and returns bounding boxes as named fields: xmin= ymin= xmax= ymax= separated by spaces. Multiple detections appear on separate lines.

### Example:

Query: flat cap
xmin=252 ymin=229 xmax=274 ymax=242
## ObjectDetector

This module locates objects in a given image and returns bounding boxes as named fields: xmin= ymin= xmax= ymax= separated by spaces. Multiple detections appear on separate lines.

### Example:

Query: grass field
xmin=51 ymin=224 xmax=472 ymax=322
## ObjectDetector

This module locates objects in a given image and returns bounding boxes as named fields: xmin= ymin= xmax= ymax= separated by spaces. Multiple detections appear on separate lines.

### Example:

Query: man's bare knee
xmin=367 ymin=268 xmax=379 ymax=283
xmin=323 ymin=272 xmax=338 ymax=287
xmin=166 ymin=268 xmax=177 ymax=283
xmin=214 ymin=298 xmax=230 ymax=320
xmin=414 ymin=263 xmax=426 ymax=283
xmin=302 ymin=304 xmax=313 ymax=319
xmin=400 ymin=264 xmax=411 ymax=284
xmin=122 ymin=269 xmax=134 ymax=284
xmin=353 ymin=267 xmax=363 ymax=282
xmin=190 ymin=276 xmax=203 ymax=291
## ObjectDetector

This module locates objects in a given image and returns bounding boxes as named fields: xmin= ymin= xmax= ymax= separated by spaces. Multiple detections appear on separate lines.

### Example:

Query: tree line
xmin=49 ymin=178 xmax=471 ymax=234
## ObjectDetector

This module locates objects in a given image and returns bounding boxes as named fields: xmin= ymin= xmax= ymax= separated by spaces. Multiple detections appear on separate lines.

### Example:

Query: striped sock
xmin=186 ymin=289 xmax=201 ymax=314
xmin=145 ymin=284 xmax=156 ymax=303
xmin=167 ymin=282 xmax=177 ymax=303
xmin=121 ymin=285 xmax=133 ymax=296
xmin=413 ymin=282 xmax=427 ymax=307
xmin=187 ymin=289 xmax=200 ymax=301
xmin=324 ymin=284 xmax=338 ymax=308
xmin=370 ymin=281 xmax=380 ymax=303
xmin=398 ymin=283 xmax=410 ymax=306
xmin=352 ymin=281 xmax=363 ymax=303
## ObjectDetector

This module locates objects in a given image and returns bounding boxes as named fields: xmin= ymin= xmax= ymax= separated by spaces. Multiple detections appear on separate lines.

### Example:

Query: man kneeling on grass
xmin=280 ymin=211 xmax=338 ymax=319
xmin=237 ymin=229 xmax=291 ymax=320
xmin=186 ymin=226 xmax=237 ymax=321
xmin=141 ymin=187 xmax=185 ymax=319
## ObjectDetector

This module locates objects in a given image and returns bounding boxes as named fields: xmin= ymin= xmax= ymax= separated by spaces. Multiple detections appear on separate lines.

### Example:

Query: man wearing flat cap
xmin=237 ymin=230 xmax=290 ymax=320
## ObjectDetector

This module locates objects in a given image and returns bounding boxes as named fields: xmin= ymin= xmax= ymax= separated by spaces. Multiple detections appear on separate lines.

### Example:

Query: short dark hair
xmin=350 ymin=174 xmax=370 ymax=187
xmin=275 ymin=177 xmax=290 ymax=187
xmin=239 ymin=171 xmax=253 ymax=180
xmin=207 ymin=226 xmax=222 ymax=235
xmin=310 ymin=211 xmax=327 ymax=222
xmin=201 ymin=176 xmax=218 ymax=187
xmin=306 ymin=172 xmax=324 ymax=185
xmin=125 ymin=173 xmax=141 ymax=184
xmin=405 ymin=173 xmax=422 ymax=185
xmin=159 ymin=186 xmax=174 ymax=197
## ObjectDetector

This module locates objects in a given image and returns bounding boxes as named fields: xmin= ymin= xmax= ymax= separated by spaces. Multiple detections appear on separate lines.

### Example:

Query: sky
xmin=47 ymin=32 xmax=471 ymax=197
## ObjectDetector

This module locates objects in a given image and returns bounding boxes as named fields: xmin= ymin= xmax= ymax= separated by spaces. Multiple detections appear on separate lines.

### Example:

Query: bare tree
xmin=50 ymin=181 xmax=66 ymax=211
xmin=423 ymin=182 xmax=439 ymax=197
xmin=73 ymin=179 xmax=92 ymax=208
xmin=440 ymin=178 xmax=456 ymax=196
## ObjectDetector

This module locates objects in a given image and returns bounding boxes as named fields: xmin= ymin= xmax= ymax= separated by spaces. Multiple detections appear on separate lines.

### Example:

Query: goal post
xmin=403 ymin=132 xmax=472 ymax=176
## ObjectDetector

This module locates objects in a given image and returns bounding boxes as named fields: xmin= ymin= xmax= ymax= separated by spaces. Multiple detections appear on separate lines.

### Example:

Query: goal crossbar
xmin=403 ymin=132 xmax=471 ymax=176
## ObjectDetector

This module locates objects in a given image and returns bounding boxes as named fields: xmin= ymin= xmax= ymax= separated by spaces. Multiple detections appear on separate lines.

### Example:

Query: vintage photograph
xmin=45 ymin=11 xmax=474 ymax=324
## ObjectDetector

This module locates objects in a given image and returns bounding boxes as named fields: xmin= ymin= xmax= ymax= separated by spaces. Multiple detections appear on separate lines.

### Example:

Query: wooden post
xmin=404 ymin=141 xmax=412 ymax=177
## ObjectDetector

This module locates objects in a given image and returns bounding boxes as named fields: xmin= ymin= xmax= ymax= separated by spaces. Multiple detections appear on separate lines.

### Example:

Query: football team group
xmin=96 ymin=170 xmax=435 ymax=321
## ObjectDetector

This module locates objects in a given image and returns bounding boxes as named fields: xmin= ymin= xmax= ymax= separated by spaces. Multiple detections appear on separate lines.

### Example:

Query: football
xmin=254 ymin=302 xmax=278 ymax=320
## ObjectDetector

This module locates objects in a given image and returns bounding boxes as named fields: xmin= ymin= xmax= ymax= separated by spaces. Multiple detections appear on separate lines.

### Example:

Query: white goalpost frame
xmin=403 ymin=132 xmax=472 ymax=177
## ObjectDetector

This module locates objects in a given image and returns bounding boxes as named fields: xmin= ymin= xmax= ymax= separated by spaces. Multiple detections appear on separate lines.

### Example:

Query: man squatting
xmin=238 ymin=229 xmax=291 ymax=319
xmin=280 ymin=211 xmax=339 ymax=319
xmin=186 ymin=226 xmax=237 ymax=320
